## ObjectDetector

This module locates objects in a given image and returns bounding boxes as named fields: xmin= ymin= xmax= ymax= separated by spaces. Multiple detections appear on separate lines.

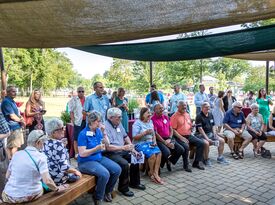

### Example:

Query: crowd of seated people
xmin=0 ymin=83 xmax=275 ymax=205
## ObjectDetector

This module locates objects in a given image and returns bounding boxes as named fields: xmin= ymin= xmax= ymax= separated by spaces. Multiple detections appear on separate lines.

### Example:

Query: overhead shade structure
xmin=227 ymin=50 xmax=275 ymax=61
xmin=1 ymin=0 xmax=275 ymax=48
xmin=75 ymin=24 xmax=275 ymax=61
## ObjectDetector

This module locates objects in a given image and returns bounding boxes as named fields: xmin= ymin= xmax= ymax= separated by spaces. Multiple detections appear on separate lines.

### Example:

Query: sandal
xmin=151 ymin=175 xmax=164 ymax=185
xmin=237 ymin=150 xmax=244 ymax=159
xmin=231 ymin=152 xmax=239 ymax=160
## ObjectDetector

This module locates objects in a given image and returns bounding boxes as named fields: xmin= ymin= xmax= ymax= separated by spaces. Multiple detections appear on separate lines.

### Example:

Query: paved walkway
xmin=70 ymin=143 xmax=275 ymax=205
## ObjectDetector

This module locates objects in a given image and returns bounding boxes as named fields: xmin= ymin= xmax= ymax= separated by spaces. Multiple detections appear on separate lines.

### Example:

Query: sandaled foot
xmin=237 ymin=150 xmax=244 ymax=159
xmin=231 ymin=152 xmax=239 ymax=160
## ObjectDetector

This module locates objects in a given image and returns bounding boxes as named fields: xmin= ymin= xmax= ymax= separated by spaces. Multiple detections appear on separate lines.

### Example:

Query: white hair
xmin=27 ymin=130 xmax=48 ymax=147
xmin=250 ymin=103 xmax=259 ymax=109
xmin=177 ymin=100 xmax=186 ymax=107
xmin=107 ymin=107 xmax=122 ymax=119
xmin=45 ymin=118 xmax=64 ymax=136
xmin=232 ymin=101 xmax=242 ymax=108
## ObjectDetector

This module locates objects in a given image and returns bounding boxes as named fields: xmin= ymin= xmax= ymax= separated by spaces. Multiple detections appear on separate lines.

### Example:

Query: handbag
xmin=24 ymin=149 xmax=51 ymax=192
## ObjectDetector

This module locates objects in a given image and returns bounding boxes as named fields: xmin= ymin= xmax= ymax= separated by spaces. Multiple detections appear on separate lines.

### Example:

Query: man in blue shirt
xmin=194 ymin=84 xmax=209 ymax=115
xmin=84 ymin=82 xmax=110 ymax=122
xmin=1 ymin=86 xmax=25 ymax=159
xmin=145 ymin=84 xmax=164 ymax=105
xmin=223 ymin=101 xmax=252 ymax=160
xmin=169 ymin=84 xmax=188 ymax=116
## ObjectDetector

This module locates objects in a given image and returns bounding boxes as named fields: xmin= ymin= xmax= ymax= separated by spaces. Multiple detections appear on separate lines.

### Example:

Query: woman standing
xmin=132 ymin=107 xmax=163 ymax=185
xmin=222 ymin=89 xmax=237 ymax=112
xmin=212 ymin=91 xmax=225 ymax=133
xmin=114 ymin=88 xmax=129 ymax=133
xmin=148 ymin=91 xmax=162 ymax=112
xmin=256 ymin=88 xmax=273 ymax=131
xmin=25 ymin=89 xmax=46 ymax=132
xmin=78 ymin=111 xmax=121 ymax=204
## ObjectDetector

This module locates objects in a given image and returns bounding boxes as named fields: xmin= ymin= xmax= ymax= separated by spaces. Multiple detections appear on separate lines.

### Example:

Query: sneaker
xmin=204 ymin=159 xmax=212 ymax=167
xmin=217 ymin=156 xmax=230 ymax=165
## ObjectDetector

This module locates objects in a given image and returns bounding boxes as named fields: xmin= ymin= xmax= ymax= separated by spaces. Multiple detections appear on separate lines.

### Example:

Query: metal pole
xmin=0 ymin=48 xmax=7 ymax=100
xmin=266 ymin=61 xmax=269 ymax=94
xmin=149 ymin=61 xmax=153 ymax=86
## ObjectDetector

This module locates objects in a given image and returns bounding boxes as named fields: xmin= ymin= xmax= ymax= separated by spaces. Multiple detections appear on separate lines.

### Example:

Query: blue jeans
xmin=78 ymin=156 xmax=121 ymax=200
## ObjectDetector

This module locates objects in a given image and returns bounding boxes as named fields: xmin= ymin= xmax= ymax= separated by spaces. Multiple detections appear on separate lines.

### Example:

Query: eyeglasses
xmin=78 ymin=91 xmax=84 ymax=93
xmin=54 ymin=126 xmax=65 ymax=132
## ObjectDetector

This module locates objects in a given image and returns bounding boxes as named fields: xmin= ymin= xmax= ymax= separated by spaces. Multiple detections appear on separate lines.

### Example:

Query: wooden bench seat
xmin=1 ymin=174 xmax=96 ymax=205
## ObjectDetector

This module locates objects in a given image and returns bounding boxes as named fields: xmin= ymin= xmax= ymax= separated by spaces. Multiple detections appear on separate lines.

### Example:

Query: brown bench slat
xmin=0 ymin=175 xmax=96 ymax=205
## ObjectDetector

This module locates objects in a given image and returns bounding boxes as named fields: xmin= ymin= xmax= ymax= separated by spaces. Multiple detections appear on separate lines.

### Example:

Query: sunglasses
xmin=78 ymin=91 xmax=84 ymax=93
xmin=54 ymin=126 xmax=65 ymax=132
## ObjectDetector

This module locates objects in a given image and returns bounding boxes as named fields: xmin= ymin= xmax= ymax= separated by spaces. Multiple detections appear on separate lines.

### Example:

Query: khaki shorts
xmin=7 ymin=129 xmax=24 ymax=149
xmin=223 ymin=129 xmax=252 ymax=140
xmin=2 ymin=190 xmax=43 ymax=203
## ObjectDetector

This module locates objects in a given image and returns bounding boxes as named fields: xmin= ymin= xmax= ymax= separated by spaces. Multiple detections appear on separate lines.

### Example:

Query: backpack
xmin=261 ymin=147 xmax=272 ymax=159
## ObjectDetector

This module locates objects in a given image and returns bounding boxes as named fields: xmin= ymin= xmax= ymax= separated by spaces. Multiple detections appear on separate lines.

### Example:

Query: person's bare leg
xmin=8 ymin=147 xmax=18 ymax=160
xmin=257 ymin=140 xmax=265 ymax=152
xmin=147 ymin=154 xmax=156 ymax=177
xmin=227 ymin=138 xmax=234 ymax=153
xmin=218 ymin=137 xmax=225 ymax=157
xmin=154 ymin=153 xmax=162 ymax=181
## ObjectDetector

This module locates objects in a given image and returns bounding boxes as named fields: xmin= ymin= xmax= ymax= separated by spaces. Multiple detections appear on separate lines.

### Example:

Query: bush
xmin=60 ymin=111 xmax=71 ymax=124
xmin=128 ymin=98 xmax=139 ymax=113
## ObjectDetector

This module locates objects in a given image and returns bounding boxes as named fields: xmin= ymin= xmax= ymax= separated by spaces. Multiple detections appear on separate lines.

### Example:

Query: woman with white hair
xmin=44 ymin=118 xmax=82 ymax=185
xmin=2 ymin=130 xmax=68 ymax=203
xmin=246 ymin=103 xmax=267 ymax=156
xmin=77 ymin=111 xmax=121 ymax=205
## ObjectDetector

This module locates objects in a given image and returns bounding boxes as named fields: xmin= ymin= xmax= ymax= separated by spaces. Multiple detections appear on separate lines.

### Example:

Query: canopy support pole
xmin=0 ymin=48 xmax=6 ymax=100
xmin=266 ymin=61 xmax=269 ymax=94
xmin=150 ymin=61 xmax=153 ymax=86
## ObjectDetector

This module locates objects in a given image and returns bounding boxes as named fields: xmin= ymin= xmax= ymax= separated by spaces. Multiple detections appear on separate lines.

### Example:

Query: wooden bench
xmin=224 ymin=133 xmax=275 ymax=152
xmin=1 ymin=174 xmax=96 ymax=205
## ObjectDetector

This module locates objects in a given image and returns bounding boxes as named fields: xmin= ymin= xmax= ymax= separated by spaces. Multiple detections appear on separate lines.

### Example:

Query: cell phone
xmin=41 ymin=109 xmax=46 ymax=113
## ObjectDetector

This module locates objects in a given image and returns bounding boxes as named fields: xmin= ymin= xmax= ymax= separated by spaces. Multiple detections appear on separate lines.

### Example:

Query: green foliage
xmin=3 ymin=48 xmax=85 ymax=94
xmin=128 ymin=98 xmax=139 ymax=113
xmin=60 ymin=111 xmax=71 ymax=125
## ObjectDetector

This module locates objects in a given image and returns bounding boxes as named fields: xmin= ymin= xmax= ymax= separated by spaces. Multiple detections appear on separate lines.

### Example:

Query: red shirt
xmin=151 ymin=114 xmax=171 ymax=139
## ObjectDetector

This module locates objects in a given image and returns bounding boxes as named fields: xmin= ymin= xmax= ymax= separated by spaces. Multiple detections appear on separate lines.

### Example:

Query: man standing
xmin=152 ymin=104 xmax=191 ymax=172
xmin=195 ymin=102 xmax=229 ymax=165
xmin=194 ymin=84 xmax=209 ymax=115
xmin=171 ymin=100 xmax=205 ymax=170
xmin=84 ymin=82 xmax=110 ymax=122
xmin=1 ymin=86 xmax=25 ymax=159
xmin=68 ymin=86 xmax=86 ymax=158
xmin=242 ymin=91 xmax=256 ymax=107
xmin=223 ymin=101 xmax=252 ymax=159
xmin=169 ymin=84 xmax=188 ymax=116
xmin=208 ymin=86 xmax=216 ymax=110
xmin=104 ymin=108 xmax=145 ymax=197
xmin=145 ymin=84 xmax=164 ymax=105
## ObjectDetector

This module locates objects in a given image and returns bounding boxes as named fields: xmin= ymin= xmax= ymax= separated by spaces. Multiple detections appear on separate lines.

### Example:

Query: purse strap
xmin=24 ymin=149 xmax=40 ymax=172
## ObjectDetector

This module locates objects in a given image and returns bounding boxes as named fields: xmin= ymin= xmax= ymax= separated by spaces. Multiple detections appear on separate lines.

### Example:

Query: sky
xmin=56 ymin=25 xmax=266 ymax=79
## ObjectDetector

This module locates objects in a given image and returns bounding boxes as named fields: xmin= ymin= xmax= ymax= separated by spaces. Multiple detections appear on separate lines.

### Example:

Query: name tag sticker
xmin=116 ymin=128 xmax=121 ymax=133
xmin=87 ymin=131 xmax=94 ymax=136
xmin=237 ymin=120 xmax=242 ymax=123
xmin=210 ymin=119 xmax=214 ymax=123
xmin=163 ymin=119 xmax=167 ymax=124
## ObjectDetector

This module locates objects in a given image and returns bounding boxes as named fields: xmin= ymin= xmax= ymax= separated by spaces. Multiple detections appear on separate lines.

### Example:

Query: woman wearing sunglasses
xmin=44 ymin=118 xmax=82 ymax=185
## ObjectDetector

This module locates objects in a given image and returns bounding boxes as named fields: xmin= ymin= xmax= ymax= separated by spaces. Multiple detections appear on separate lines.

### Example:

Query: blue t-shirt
xmin=223 ymin=109 xmax=245 ymax=129
xmin=1 ymin=96 xmax=21 ymax=131
xmin=77 ymin=127 xmax=103 ymax=163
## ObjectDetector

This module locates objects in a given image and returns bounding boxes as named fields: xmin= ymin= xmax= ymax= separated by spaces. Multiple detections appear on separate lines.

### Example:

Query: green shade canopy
xmin=75 ymin=25 xmax=275 ymax=61
xmin=1 ymin=0 xmax=275 ymax=48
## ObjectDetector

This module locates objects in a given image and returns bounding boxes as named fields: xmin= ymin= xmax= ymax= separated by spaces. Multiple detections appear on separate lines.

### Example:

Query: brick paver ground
xmin=70 ymin=143 xmax=275 ymax=205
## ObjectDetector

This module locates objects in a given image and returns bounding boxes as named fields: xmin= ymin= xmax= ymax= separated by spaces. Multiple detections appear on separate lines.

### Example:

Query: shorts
xmin=247 ymin=130 xmax=267 ymax=141
xmin=223 ymin=129 xmax=252 ymax=140
xmin=7 ymin=129 xmax=24 ymax=149
xmin=2 ymin=190 xmax=43 ymax=203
